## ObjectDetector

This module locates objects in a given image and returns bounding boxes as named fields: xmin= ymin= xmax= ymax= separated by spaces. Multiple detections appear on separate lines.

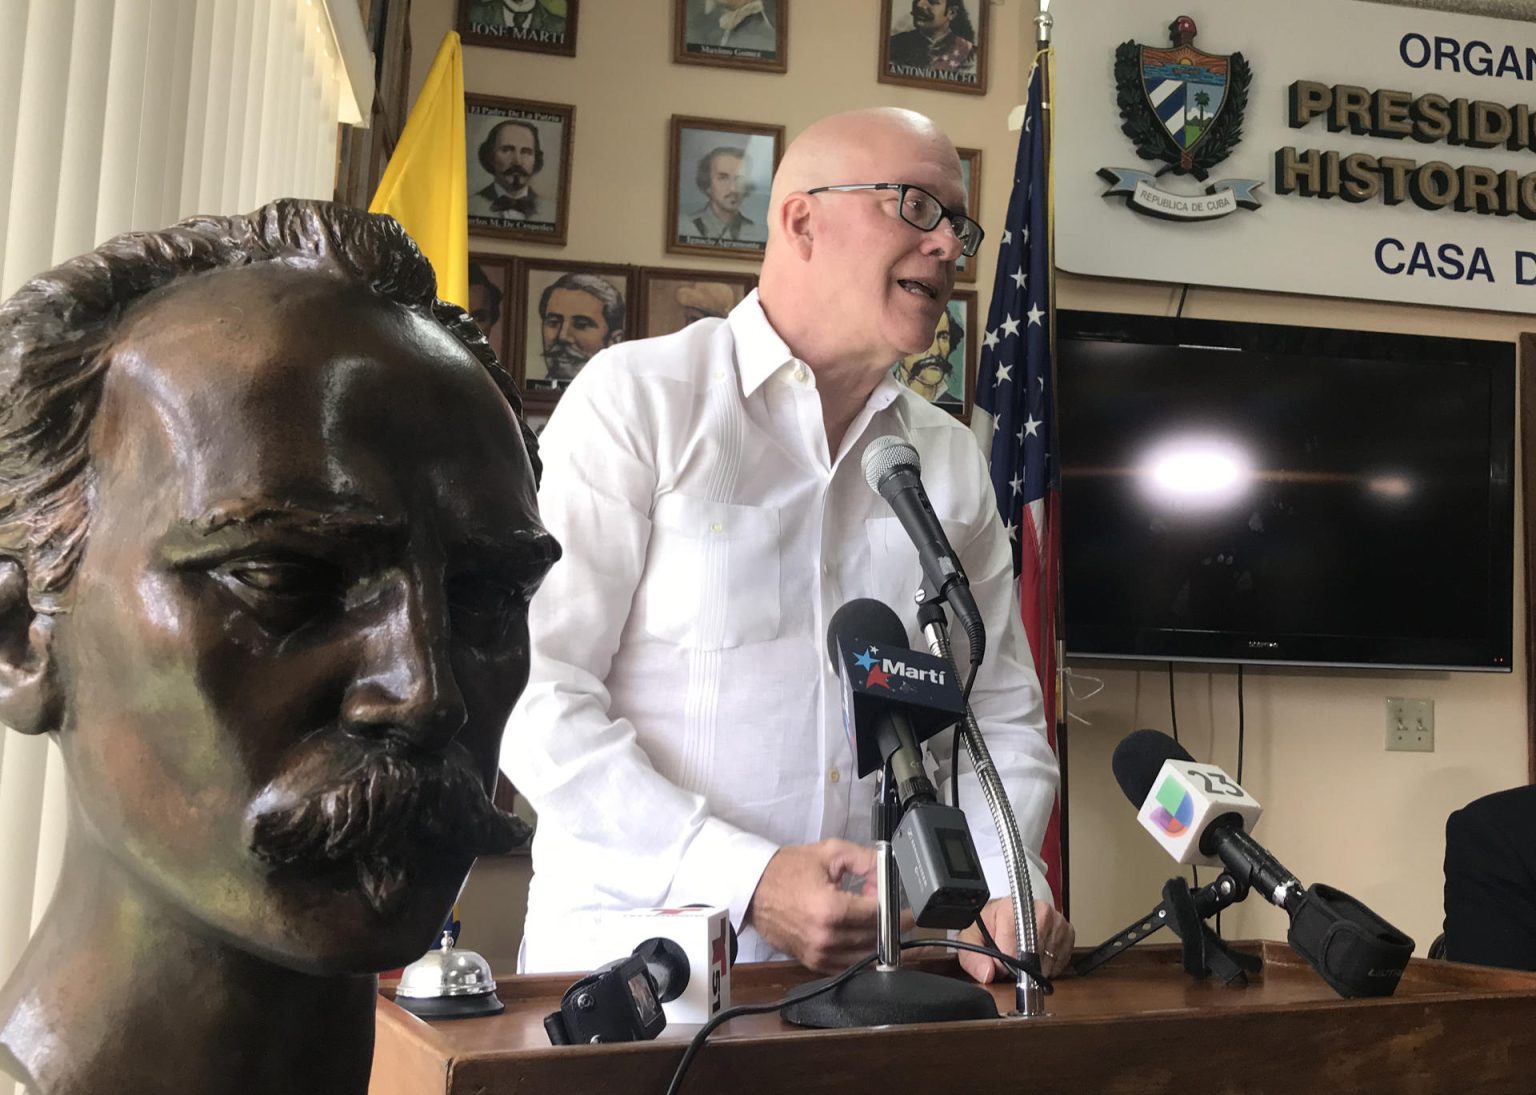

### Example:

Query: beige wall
xmin=420 ymin=0 xmax=1531 ymax=964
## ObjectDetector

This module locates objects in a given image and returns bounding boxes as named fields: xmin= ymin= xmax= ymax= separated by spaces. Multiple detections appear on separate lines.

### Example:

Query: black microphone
xmin=1111 ymin=728 xmax=1414 ymax=998
xmin=860 ymin=437 xmax=985 ymax=666
xmin=1112 ymin=729 xmax=1302 ymax=910
xmin=825 ymin=599 xmax=936 ymax=808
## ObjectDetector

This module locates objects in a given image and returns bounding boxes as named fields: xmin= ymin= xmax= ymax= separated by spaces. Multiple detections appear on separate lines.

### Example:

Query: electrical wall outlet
xmin=1386 ymin=698 xmax=1434 ymax=752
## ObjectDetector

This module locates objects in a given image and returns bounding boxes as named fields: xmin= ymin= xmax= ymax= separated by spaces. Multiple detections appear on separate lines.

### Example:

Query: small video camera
xmin=544 ymin=937 xmax=690 ymax=1045
xmin=893 ymin=799 xmax=991 ymax=929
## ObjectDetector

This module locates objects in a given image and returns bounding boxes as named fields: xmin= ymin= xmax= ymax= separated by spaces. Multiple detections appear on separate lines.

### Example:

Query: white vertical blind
xmin=2 ymin=1 xmax=73 ymax=294
xmin=0 ymin=0 xmax=29 ymax=271
xmin=157 ymin=1 xmax=199 ymax=226
xmin=95 ymin=1 xmax=151 ymax=242
xmin=222 ymin=0 xmax=256 ymax=212
xmin=0 ymin=3 xmax=375 ymax=1060
xmin=176 ymin=0 xmax=215 ymax=220
xmin=51 ymin=0 xmax=114 ymax=260
xmin=130 ymin=0 xmax=183 ymax=231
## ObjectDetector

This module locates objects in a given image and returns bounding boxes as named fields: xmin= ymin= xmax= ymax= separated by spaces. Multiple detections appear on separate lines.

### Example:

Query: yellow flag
xmin=370 ymin=33 xmax=467 ymax=310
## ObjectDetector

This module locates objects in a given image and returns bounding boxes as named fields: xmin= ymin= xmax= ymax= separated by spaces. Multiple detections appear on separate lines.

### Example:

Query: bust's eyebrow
xmin=186 ymin=497 xmax=406 ymax=540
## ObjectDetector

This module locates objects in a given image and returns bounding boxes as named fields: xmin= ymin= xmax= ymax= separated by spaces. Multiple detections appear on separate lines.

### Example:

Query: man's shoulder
xmin=893 ymin=388 xmax=989 ymax=482
xmin=1450 ymin=786 xmax=1536 ymax=846
xmin=579 ymin=320 xmax=734 ymax=389
xmin=548 ymin=323 xmax=738 ymax=450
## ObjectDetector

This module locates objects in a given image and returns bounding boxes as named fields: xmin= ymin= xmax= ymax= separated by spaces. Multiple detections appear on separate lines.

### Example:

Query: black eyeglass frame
xmin=803 ymin=182 xmax=985 ymax=257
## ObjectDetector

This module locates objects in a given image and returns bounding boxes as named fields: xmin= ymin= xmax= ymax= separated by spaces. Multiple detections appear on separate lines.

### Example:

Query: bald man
xmin=505 ymin=109 xmax=1071 ymax=984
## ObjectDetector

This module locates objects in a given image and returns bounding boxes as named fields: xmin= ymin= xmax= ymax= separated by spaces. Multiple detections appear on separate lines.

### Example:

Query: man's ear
xmin=0 ymin=559 xmax=61 ymax=735
xmin=779 ymin=194 xmax=815 ymax=260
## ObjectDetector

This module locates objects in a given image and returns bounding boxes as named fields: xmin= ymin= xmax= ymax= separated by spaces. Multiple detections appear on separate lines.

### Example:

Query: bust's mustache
xmin=246 ymin=735 xmax=529 ymax=917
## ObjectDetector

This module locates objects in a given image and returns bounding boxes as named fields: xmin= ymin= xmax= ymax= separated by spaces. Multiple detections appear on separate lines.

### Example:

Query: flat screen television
xmin=1057 ymin=310 xmax=1515 ymax=672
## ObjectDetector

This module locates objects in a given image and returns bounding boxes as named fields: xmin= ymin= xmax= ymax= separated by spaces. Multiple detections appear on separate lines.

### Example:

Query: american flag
xmin=973 ymin=55 xmax=1063 ymax=905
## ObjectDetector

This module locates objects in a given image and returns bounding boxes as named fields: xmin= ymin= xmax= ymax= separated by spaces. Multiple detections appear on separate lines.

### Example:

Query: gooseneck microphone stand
xmin=916 ymin=586 xmax=1048 ymax=1019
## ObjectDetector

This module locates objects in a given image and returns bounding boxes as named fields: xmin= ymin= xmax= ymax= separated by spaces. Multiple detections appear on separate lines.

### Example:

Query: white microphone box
xmin=1135 ymin=760 xmax=1263 ymax=866
xmin=588 ymin=905 xmax=732 ymax=1025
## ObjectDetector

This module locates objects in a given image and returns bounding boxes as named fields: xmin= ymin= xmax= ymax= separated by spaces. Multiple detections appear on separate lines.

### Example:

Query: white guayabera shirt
xmin=506 ymin=291 xmax=1058 ymax=970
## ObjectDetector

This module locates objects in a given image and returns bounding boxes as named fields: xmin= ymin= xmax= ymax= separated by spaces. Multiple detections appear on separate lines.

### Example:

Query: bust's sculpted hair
xmin=0 ymin=199 xmax=538 ymax=611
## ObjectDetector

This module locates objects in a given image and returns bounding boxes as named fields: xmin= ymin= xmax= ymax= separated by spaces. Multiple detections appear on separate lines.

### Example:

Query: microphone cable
xmin=950 ymin=658 xmax=980 ymax=810
xmin=1166 ymin=663 xmax=1204 ymax=897
xmin=1217 ymin=664 xmax=1248 ymax=940
xmin=663 ymin=939 xmax=1050 ymax=1095
xmin=1167 ymin=662 xmax=1179 ymax=744
xmin=1236 ymin=664 xmax=1246 ymax=783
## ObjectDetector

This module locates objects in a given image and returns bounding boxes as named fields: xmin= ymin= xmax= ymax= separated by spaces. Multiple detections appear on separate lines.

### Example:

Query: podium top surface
xmin=371 ymin=942 xmax=1536 ymax=1095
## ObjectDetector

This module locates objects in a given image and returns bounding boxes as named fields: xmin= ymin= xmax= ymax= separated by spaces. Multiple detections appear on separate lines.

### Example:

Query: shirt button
xmin=709 ymin=522 xmax=724 ymax=534
xmin=829 ymin=769 xmax=841 ymax=783
xmin=793 ymin=366 xmax=807 ymax=383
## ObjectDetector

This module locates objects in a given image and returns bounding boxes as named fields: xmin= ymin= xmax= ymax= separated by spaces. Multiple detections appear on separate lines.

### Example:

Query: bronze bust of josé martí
xmin=0 ymin=200 xmax=559 ymax=1094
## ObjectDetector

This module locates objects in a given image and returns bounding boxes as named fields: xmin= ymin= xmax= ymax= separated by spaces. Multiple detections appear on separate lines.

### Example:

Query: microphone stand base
xmin=780 ymin=968 xmax=997 ymax=1028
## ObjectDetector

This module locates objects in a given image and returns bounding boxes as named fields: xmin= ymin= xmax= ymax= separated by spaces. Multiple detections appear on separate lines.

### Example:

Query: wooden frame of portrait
xmin=889 ymin=289 xmax=979 ymax=423
xmin=457 ymin=0 xmax=579 ymax=57
xmin=672 ymin=0 xmax=788 ymax=74
xmin=954 ymin=146 xmax=982 ymax=285
xmin=466 ymin=94 xmax=575 ymax=246
xmin=877 ymin=0 xmax=989 ymax=96
xmin=636 ymin=267 xmax=759 ymax=338
xmin=467 ymin=252 xmax=516 ymax=369
xmin=666 ymin=115 xmax=785 ymax=262
xmin=513 ymin=258 xmax=637 ymax=410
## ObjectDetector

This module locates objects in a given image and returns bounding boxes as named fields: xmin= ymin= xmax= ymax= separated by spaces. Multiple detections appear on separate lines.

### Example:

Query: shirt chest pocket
xmin=641 ymin=494 xmax=782 ymax=650
xmin=863 ymin=510 xmax=973 ymax=617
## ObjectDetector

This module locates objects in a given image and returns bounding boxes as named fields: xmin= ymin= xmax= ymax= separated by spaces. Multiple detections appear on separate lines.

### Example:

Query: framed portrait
xmin=466 ymin=94 xmax=574 ymax=245
xmin=954 ymin=147 xmax=982 ymax=284
xmin=667 ymin=115 xmax=784 ymax=261
xmin=467 ymin=253 xmax=515 ymax=367
xmin=890 ymin=290 xmax=977 ymax=422
xmin=878 ymin=0 xmax=988 ymax=96
xmin=637 ymin=267 xmax=757 ymax=337
xmin=457 ymin=0 xmax=578 ymax=57
xmin=515 ymin=259 xmax=636 ymax=404
xmin=673 ymin=0 xmax=787 ymax=73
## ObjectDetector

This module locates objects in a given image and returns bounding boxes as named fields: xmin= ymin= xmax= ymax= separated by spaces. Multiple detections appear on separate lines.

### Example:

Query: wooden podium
xmin=370 ymin=943 xmax=1536 ymax=1094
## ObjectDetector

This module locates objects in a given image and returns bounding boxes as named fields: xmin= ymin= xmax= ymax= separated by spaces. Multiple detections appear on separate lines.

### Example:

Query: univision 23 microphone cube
xmin=1135 ymin=759 xmax=1264 ymax=866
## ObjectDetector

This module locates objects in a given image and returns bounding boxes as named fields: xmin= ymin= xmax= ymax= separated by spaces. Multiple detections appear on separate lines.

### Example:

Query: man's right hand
xmin=744 ymin=839 xmax=884 ymax=972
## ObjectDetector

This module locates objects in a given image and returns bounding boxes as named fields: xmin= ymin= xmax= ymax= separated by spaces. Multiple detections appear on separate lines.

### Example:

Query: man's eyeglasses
xmin=804 ymin=183 xmax=985 ymax=257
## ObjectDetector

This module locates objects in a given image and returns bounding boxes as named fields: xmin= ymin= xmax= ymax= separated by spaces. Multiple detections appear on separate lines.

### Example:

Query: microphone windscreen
xmin=861 ymin=435 xmax=921 ymax=494
xmin=825 ymin=598 xmax=908 ymax=669
xmin=1111 ymin=728 xmax=1196 ymax=807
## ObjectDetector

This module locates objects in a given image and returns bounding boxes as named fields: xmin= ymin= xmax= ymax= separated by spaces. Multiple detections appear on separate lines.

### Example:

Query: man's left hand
xmin=956 ymin=897 xmax=1075 ymax=983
